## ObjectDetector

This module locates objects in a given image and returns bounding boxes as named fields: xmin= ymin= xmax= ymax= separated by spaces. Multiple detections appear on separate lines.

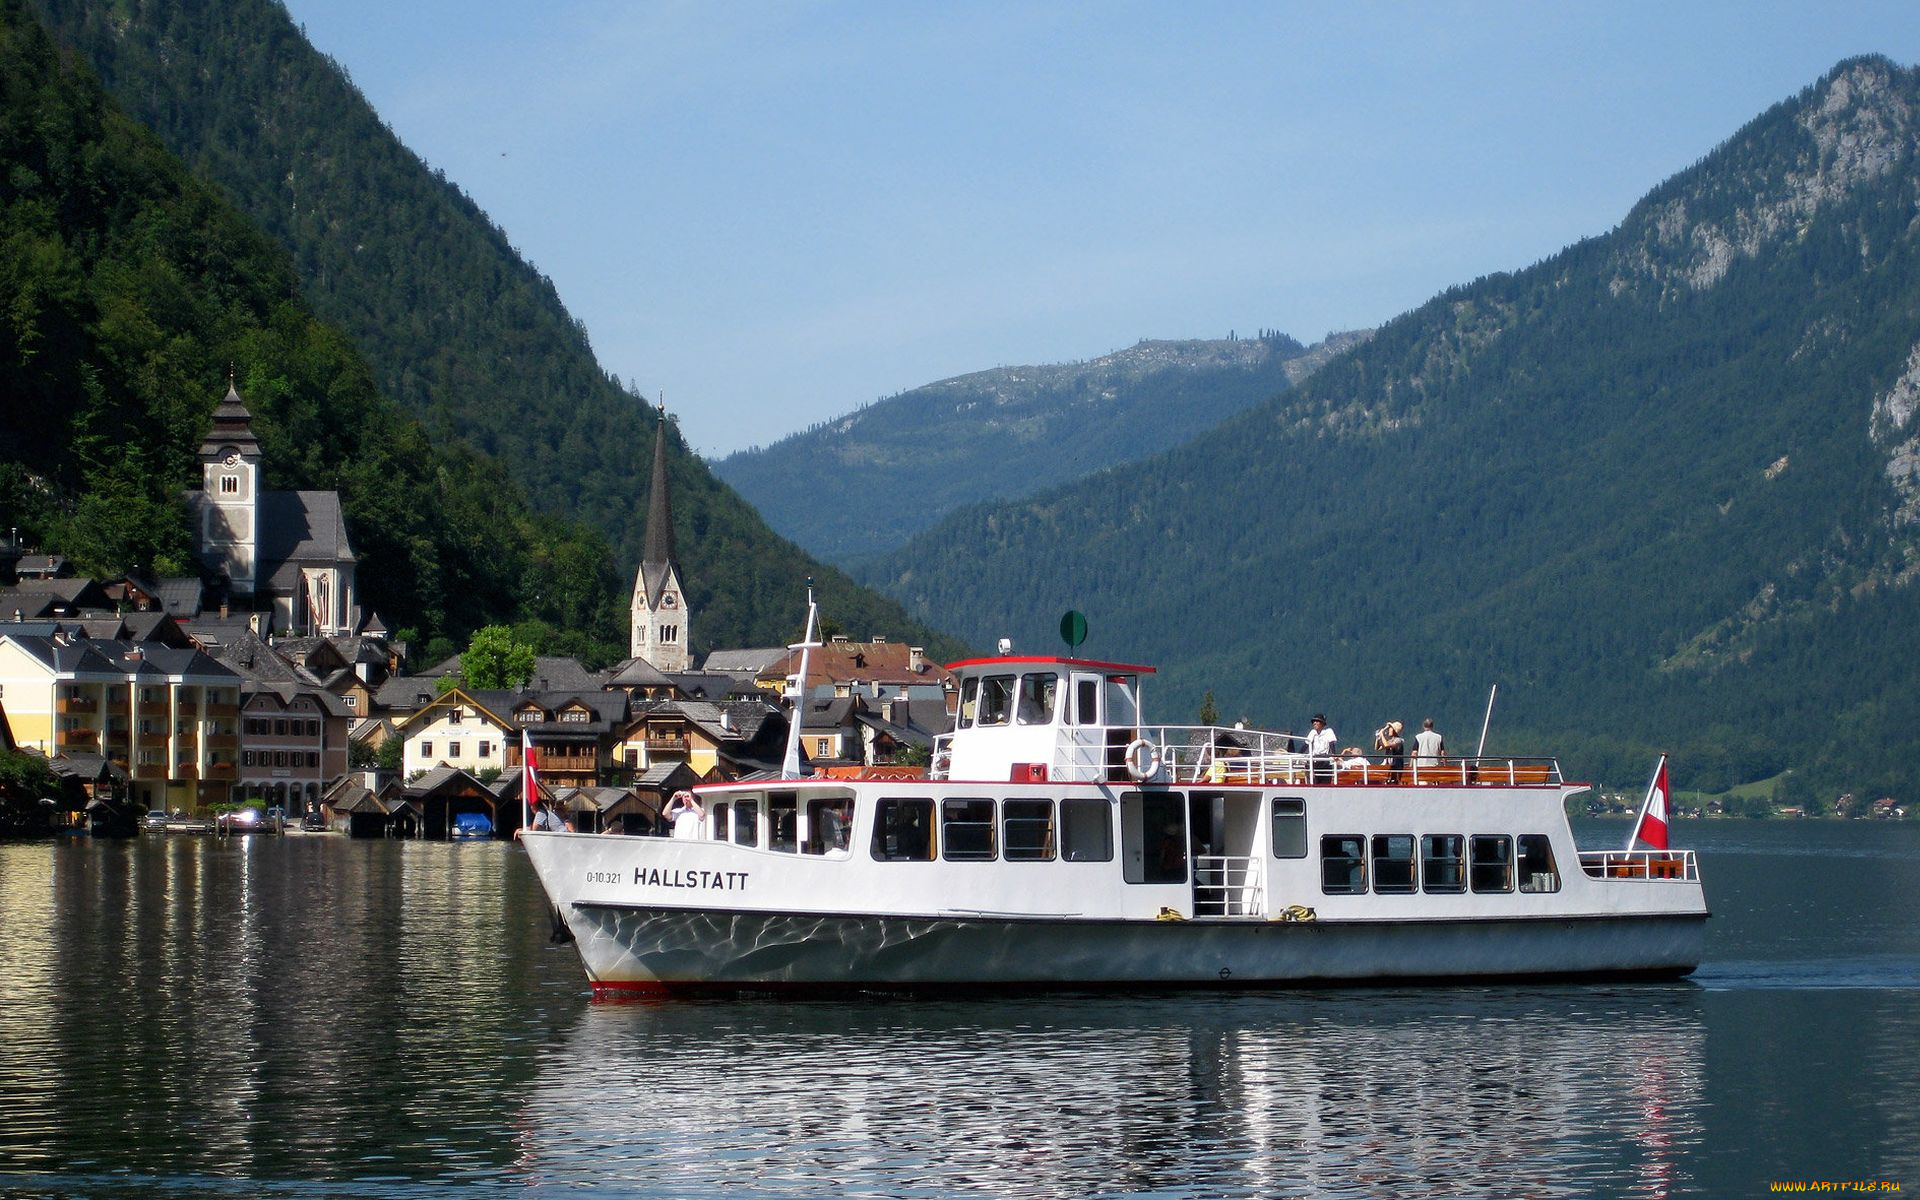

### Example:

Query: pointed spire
xmin=642 ymin=400 xmax=676 ymax=571
xmin=201 ymin=372 xmax=261 ymax=461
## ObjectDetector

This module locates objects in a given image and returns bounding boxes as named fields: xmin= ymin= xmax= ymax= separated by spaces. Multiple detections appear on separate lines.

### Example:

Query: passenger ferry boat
xmin=522 ymin=626 xmax=1707 ymax=995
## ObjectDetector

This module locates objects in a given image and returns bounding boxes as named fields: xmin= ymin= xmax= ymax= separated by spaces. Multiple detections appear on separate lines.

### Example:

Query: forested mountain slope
xmin=715 ymin=331 xmax=1369 ymax=563
xmin=865 ymin=57 xmax=1920 ymax=799
xmin=0 ymin=0 xmax=625 ymax=651
xmin=31 ymin=0 xmax=960 ymax=657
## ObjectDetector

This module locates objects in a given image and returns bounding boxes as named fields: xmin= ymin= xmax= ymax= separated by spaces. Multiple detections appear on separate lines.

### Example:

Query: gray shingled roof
xmin=700 ymin=647 xmax=789 ymax=676
xmin=375 ymin=674 xmax=442 ymax=712
xmin=154 ymin=578 xmax=206 ymax=618
xmin=0 ymin=635 xmax=238 ymax=682
xmin=607 ymin=655 xmax=675 ymax=689
xmin=257 ymin=492 xmax=358 ymax=595
xmin=526 ymin=656 xmax=602 ymax=692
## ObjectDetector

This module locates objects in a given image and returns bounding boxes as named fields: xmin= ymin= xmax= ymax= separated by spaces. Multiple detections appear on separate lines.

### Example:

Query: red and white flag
xmin=1628 ymin=755 xmax=1670 ymax=850
xmin=521 ymin=728 xmax=539 ymax=830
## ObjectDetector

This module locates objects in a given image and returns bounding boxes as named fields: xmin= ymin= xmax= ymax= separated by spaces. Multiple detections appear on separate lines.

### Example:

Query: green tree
xmin=1198 ymin=691 xmax=1219 ymax=725
xmin=0 ymin=748 xmax=63 ymax=834
xmin=460 ymin=624 xmax=536 ymax=690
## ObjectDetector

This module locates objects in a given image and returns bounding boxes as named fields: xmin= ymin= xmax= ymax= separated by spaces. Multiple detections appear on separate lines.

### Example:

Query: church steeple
xmin=642 ymin=399 xmax=676 ymax=570
xmin=198 ymin=378 xmax=263 ymax=594
xmin=630 ymin=401 xmax=691 ymax=671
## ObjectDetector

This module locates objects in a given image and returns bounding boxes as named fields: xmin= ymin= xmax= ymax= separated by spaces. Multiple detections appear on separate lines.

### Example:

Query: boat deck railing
xmin=1192 ymin=854 xmax=1264 ymax=917
xmin=931 ymin=723 xmax=1563 ymax=787
xmin=1577 ymin=849 xmax=1699 ymax=882
xmin=1151 ymin=726 xmax=1563 ymax=787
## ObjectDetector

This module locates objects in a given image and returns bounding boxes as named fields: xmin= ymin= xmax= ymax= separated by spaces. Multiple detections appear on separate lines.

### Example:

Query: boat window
xmin=1003 ymin=799 xmax=1055 ymax=861
xmin=1015 ymin=673 xmax=1058 ymax=725
xmin=709 ymin=801 xmax=729 ymax=841
xmin=1270 ymin=797 xmax=1307 ymax=858
xmin=941 ymin=797 xmax=996 ymax=861
xmin=768 ymin=791 xmax=798 ymax=853
xmin=1060 ymin=798 xmax=1113 ymax=862
xmin=1320 ymin=835 xmax=1368 ymax=895
xmin=870 ymin=797 xmax=935 ymax=861
xmin=732 ymin=798 xmax=760 ymax=848
xmin=1103 ymin=676 xmax=1139 ymax=728
xmin=1123 ymin=790 xmax=1186 ymax=884
xmin=1371 ymin=834 xmax=1417 ymax=894
xmin=1517 ymin=834 xmax=1560 ymax=893
xmin=1470 ymin=835 xmax=1514 ymax=893
xmin=1071 ymin=676 xmax=1100 ymax=725
xmin=803 ymin=798 xmax=852 ymax=855
xmin=1421 ymin=834 xmax=1465 ymax=893
xmin=959 ymin=677 xmax=979 ymax=726
xmin=978 ymin=675 xmax=1015 ymax=726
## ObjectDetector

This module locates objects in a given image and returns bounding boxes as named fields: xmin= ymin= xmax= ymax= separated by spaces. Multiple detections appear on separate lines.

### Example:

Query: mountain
xmin=863 ymin=56 xmax=1920 ymax=800
xmin=714 ymin=331 xmax=1369 ymax=563
xmin=29 ymin=0 xmax=962 ymax=659
xmin=0 ymin=0 xmax=627 ymax=652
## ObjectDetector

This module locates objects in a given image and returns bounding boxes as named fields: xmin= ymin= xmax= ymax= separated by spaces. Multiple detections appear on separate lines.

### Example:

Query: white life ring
xmin=1123 ymin=738 xmax=1160 ymax=782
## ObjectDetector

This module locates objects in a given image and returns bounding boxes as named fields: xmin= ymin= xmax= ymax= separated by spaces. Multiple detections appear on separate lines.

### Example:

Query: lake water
xmin=1 ymin=820 xmax=1915 ymax=1198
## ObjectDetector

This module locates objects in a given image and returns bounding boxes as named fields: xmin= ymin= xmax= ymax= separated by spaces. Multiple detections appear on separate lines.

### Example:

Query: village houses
xmin=0 ymin=388 xmax=950 ymax=834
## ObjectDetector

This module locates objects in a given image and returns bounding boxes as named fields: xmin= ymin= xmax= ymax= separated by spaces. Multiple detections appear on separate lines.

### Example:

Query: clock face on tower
xmin=662 ymin=594 xmax=677 ymax=609
xmin=223 ymin=453 xmax=240 ymax=467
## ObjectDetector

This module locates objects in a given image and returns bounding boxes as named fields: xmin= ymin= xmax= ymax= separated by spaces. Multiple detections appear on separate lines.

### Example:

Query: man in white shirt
xmin=1305 ymin=713 xmax=1337 ymax=783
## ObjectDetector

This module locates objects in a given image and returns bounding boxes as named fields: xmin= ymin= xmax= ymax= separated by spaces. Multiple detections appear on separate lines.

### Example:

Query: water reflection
xmin=516 ymin=988 xmax=1708 ymax=1198
xmin=5 ymin=825 xmax=1918 ymax=1198
xmin=0 ymin=838 xmax=565 ymax=1190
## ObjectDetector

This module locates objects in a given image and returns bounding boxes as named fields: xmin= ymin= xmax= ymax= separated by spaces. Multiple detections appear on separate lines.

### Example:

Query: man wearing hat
xmin=1305 ymin=713 xmax=1337 ymax=783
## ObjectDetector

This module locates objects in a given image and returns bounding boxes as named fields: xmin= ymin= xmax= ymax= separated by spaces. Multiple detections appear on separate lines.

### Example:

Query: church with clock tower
xmin=187 ymin=379 xmax=361 ymax=636
xmin=630 ymin=405 xmax=691 ymax=672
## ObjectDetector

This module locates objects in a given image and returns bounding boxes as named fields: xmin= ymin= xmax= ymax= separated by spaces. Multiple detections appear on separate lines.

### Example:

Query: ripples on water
xmin=0 ymin=822 xmax=1915 ymax=1198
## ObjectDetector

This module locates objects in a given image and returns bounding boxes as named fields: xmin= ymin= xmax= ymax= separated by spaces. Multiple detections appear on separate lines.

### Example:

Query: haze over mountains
xmin=860 ymin=56 xmax=1920 ymax=797
xmin=28 ymin=0 xmax=958 ymax=658
xmin=11 ymin=0 xmax=1918 ymax=800
xmin=715 ymin=330 xmax=1371 ymax=563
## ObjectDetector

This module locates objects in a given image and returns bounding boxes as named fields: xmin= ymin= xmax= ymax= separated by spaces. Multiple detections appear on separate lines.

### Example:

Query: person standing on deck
xmin=1374 ymin=721 xmax=1406 ymax=774
xmin=664 ymin=790 xmax=704 ymax=839
xmin=1414 ymin=718 xmax=1447 ymax=767
xmin=1305 ymin=714 xmax=1337 ymax=783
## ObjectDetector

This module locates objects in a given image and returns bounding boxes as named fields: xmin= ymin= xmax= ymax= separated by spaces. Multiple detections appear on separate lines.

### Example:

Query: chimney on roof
xmin=872 ymin=634 xmax=886 ymax=644
xmin=125 ymin=646 xmax=142 ymax=662
xmin=719 ymin=709 xmax=733 ymax=732
xmin=909 ymin=646 xmax=925 ymax=672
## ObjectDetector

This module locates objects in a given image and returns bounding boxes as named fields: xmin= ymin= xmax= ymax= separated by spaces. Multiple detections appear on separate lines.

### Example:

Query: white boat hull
xmin=555 ymin=901 xmax=1704 ymax=993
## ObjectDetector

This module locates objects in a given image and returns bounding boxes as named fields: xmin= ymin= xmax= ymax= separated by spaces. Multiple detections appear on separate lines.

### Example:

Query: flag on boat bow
xmin=521 ymin=728 xmax=540 ymax=831
xmin=1628 ymin=755 xmax=1670 ymax=850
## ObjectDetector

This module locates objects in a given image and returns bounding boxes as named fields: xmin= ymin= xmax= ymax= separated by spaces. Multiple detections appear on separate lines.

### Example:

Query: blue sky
xmin=281 ymin=2 xmax=1920 ymax=457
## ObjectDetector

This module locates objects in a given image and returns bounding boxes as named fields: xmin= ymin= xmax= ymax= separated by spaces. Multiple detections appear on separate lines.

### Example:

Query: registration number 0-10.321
xmin=585 ymin=870 xmax=623 ymax=885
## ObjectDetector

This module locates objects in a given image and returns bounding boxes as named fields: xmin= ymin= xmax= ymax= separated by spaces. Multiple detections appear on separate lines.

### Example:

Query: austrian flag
xmin=521 ymin=728 xmax=540 ymax=829
xmin=1628 ymin=755 xmax=1671 ymax=851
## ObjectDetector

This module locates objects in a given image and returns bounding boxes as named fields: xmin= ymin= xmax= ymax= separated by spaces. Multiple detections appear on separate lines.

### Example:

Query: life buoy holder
xmin=1123 ymin=738 xmax=1160 ymax=782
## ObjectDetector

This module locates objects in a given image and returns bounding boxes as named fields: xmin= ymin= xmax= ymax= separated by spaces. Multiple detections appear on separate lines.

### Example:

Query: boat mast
xmin=779 ymin=580 xmax=822 ymax=778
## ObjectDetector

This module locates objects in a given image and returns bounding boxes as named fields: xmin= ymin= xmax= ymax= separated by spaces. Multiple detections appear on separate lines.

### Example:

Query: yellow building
xmin=0 ymin=633 xmax=242 ymax=813
xmin=612 ymin=700 xmax=789 ymax=783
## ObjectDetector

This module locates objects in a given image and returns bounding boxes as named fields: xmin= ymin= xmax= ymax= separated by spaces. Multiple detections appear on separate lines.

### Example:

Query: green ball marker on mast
xmin=1059 ymin=610 xmax=1088 ymax=651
